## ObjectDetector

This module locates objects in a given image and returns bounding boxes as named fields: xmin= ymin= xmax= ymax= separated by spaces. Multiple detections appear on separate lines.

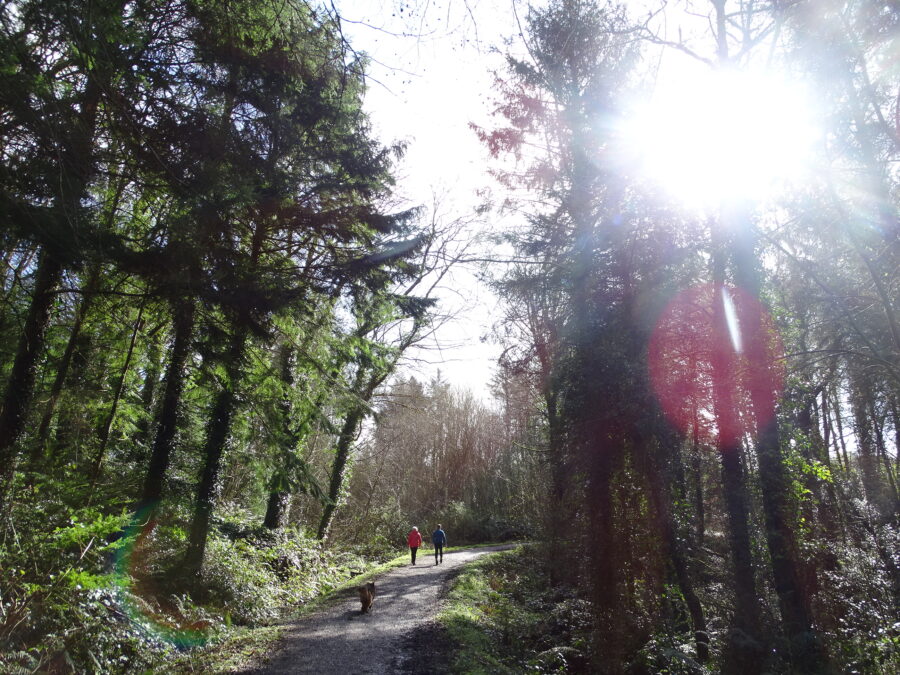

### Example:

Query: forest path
xmin=246 ymin=545 xmax=514 ymax=675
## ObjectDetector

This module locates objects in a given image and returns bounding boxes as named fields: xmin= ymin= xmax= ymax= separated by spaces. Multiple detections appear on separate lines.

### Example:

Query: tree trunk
xmin=0 ymin=250 xmax=64 ymax=515
xmin=690 ymin=407 xmax=706 ymax=549
xmin=34 ymin=267 xmax=101 ymax=453
xmin=139 ymin=299 xmax=195 ymax=512
xmin=317 ymin=355 xmax=392 ymax=541
xmin=316 ymin=358 xmax=376 ymax=541
xmin=0 ymin=247 xmax=38 ymax=331
xmin=821 ymin=390 xmax=841 ymax=471
xmin=719 ymin=442 xmax=766 ymax=673
xmin=263 ymin=344 xmax=299 ymax=532
xmin=317 ymin=402 xmax=366 ymax=541
xmin=868 ymin=400 xmax=899 ymax=510
xmin=89 ymin=298 xmax=146 ymax=486
xmin=135 ymin=330 xmax=163 ymax=449
xmin=641 ymin=432 xmax=710 ymax=662
xmin=184 ymin=329 xmax=248 ymax=579
xmin=35 ymin=170 xmax=126 ymax=455
xmin=709 ymin=244 xmax=765 ymax=672
xmin=545 ymin=385 xmax=574 ymax=584
xmin=1 ymin=69 xmax=101 ymax=512
xmin=797 ymin=389 xmax=839 ymax=546
xmin=850 ymin=376 xmax=891 ymax=518
xmin=263 ymin=490 xmax=291 ymax=530
xmin=563 ymin=120 xmax=626 ymax=673
xmin=731 ymin=205 xmax=827 ymax=673
xmin=891 ymin=398 xmax=900 ymax=481
xmin=831 ymin=386 xmax=852 ymax=479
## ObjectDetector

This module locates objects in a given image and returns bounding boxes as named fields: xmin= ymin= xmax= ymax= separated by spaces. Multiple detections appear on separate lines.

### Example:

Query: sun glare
xmin=623 ymin=63 xmax=820 ymax=208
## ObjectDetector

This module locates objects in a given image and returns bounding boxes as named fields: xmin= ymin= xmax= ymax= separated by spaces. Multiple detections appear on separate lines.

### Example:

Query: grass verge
xmin=437 ymin=544 xmax=592 ymax=674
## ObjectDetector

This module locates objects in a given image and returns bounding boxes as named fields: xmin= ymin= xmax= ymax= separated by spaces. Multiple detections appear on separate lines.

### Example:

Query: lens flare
xmin=721 ymin=286 xmax=743 ymax=354
xmin=114 ymin=506 xmax=211 ymax=648
xmin=647 ymin=284 xmax=784 ymax=446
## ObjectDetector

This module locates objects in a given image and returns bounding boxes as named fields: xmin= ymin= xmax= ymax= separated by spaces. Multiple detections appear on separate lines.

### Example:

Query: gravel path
xmin=247 ymin=545 xmax=513 ymax=675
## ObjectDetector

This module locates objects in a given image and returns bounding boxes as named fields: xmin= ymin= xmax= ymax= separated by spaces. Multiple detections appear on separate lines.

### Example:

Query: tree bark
xmin=89 ymin=298 xmax=146 ymax=486
xmin=34 ymin=267 xmax=101 ymax=453
xmin=690 ymin=406 xmax=706 ymax=549
xmin=136 ymin=330 xmax=163 ymax=449
xmin=868 ymin=399 xmax=899 ymax=509
xmin=317 ymin=403 xmax=366 ymax=541
xmin=317 ymin=362 xmax=378 ymax=541
xmin=0 ymin=66 xmax=101 ymax=512
xmin=850 ymin=375 xmax=891 ymax=518
xmin=730 ymin=205 xmax=827 ymax=673
xmin=891 ymin=398 xmax=900 ymax=481
xmin=834 ymin=389 xmax=853 ymax=476
xmin=263 ymin=344 xmax=300 ymax=531
xmin=34 ymin=161 xmax=127 ymax=457
xmin=642 ymin=432 xmax=709 ymax=662
xmin=263 ymin=490 xmax=291 ymax=530
xmin=709 ymin=236 xmax=765 ymax=673
xmin=139 ymin=299 xmax=195 ymax=512
xmin=0 ymin=250 xmax=64 ymax=515
xmin=184 ymin=329 xmax=248 ymax=579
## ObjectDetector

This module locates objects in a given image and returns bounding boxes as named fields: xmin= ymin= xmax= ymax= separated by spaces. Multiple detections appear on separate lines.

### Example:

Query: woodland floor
xmin=242 ymin=545 xmax=514 ymax=675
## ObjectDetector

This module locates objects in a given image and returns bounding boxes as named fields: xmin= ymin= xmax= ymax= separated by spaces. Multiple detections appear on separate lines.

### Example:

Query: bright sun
xmin=623 ymin=62 xmax=821 ymax=207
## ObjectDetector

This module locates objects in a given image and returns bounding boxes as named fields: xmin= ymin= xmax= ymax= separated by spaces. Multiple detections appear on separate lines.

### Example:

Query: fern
xmin=0 ymin=649 xmax=40 ymax=675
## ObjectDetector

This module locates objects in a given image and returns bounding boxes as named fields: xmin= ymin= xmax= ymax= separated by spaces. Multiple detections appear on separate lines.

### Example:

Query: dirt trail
xmin=246 ymin=545 xmax=513 ymax=675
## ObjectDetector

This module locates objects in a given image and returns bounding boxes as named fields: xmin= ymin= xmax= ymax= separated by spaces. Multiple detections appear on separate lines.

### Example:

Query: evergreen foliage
xmin=0 ymin=0 xmax=898 ymax=672
xmin=0 ymin=1 xmax=443 ymax=669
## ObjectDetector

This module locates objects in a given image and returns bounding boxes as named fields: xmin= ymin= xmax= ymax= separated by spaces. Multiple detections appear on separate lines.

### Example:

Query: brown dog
xmin=357 ymin=581 xmax=376 ymax=613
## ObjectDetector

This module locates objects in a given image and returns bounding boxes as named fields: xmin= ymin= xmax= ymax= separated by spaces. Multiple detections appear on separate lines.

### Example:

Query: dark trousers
xmin=410 ymin=546 xmax=418 ymax=564
xmin=434 ymin=544 xmax=443 ymax=563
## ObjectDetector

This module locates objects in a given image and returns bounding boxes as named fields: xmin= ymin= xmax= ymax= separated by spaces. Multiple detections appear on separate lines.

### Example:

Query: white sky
xmin=331 ymin=0 xmax=518 ymax=399
xmin=327 ymin=1 xmax=729 ymax=400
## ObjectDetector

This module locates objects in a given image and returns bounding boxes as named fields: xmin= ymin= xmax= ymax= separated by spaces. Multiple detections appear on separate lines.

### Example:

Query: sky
xmin=326 ymin=0 xmax=730 ymax=400
xmin=331 ymin=0 xmax=517 ymax=399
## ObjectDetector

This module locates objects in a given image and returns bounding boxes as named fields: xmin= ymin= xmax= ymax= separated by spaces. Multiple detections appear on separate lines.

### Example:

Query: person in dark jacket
xmin=407 ymin=526 xmax=423 ymax=564
xmin=432 ymin=524 xmax=446 ymax=564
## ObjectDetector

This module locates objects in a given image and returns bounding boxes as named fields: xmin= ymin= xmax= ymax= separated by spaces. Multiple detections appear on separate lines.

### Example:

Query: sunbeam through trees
xmin=1 ymin=1 xmax=898 ymax=673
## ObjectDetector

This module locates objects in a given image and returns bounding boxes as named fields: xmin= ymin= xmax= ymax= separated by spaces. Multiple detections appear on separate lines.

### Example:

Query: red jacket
xmin=407 ymin=529 xmax=423 ymax=547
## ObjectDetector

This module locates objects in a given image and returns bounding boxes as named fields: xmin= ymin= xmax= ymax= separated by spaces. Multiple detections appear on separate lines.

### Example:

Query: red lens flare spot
xmin=647 ymin=283 xmax=785 ymax=447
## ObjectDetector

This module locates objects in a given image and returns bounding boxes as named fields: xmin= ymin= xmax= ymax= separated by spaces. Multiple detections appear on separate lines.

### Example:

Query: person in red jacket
xmin=407 ymin=526 xmax=423 ymax=565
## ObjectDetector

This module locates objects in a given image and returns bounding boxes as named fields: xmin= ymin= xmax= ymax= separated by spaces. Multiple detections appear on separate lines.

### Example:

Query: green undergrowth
xmin=0 ymin=499 xmax=412 ymax=674
xmin=142 ymin=545 xmax=413 ymax=673
xmin=439 ymin=545 xmax=593 ymax=674
xmin=1 ymin=494 xmax=512 ymax=675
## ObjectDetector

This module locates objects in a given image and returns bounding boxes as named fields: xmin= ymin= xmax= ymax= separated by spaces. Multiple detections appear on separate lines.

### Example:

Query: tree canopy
xmin=1 ymin=1 xmax=898 ymax=673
